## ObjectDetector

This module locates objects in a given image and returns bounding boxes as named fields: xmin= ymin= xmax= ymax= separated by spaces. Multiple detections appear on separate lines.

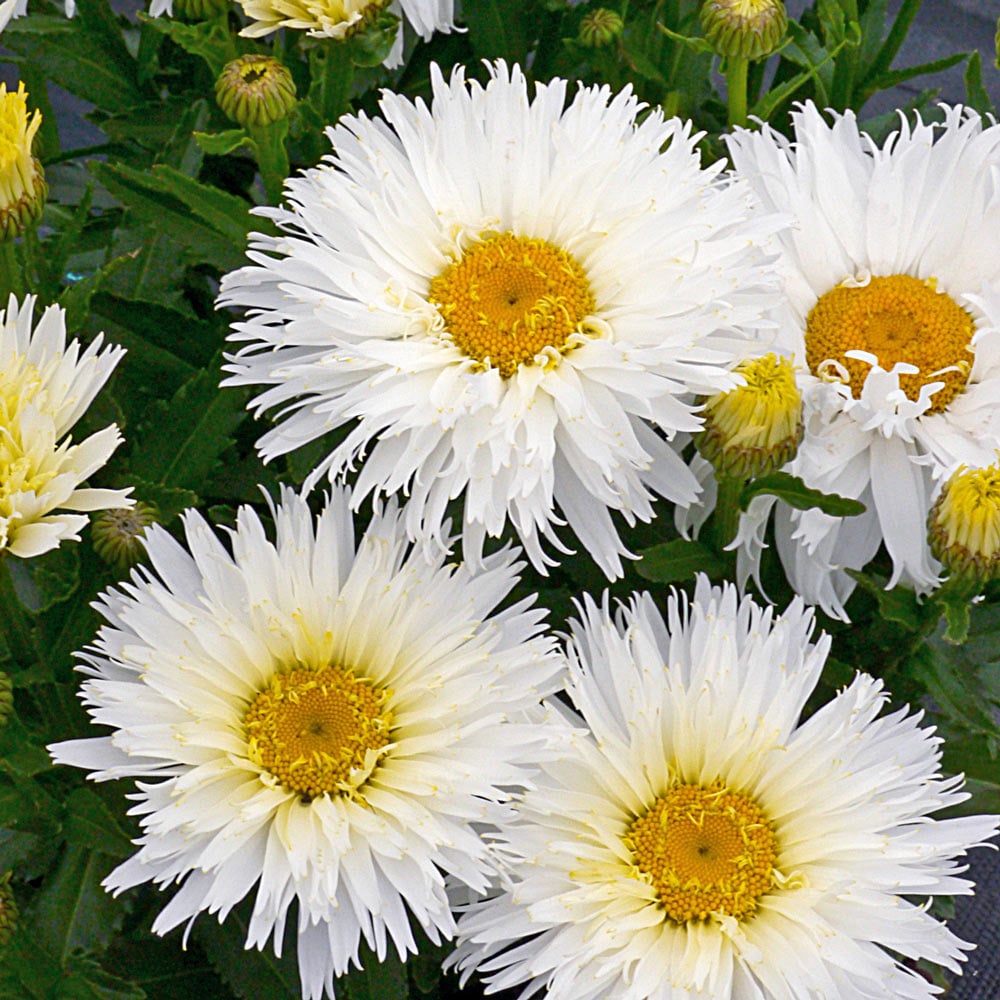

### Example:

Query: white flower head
xmin=720 ymin=102 xmax=1000 ymax=618
xmin=237 ymin=0 xmax=456 ymax=68
xmin=50 ymin=487 xmax=562 ymax=1000
xmin=0 ymin=294 xmax=130 ymax=559
xmin=219 ymin=62 xmax=782 ymax=581
xmin=452 ymin=577 xmax=999 ymax=1000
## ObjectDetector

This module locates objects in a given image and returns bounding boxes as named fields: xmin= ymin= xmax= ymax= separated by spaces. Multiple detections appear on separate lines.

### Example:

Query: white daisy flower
xmin=0 ymin=294 xmax=130 ymax=559
xmin=452 ymin=578 xmax=999 ymax=1000
xmin=49 ymin=487 xmax=562 ymax=1000
xmin=218 ymin=62 xmax=782 ymax=580
xmin=236 ymin=0 xmax=455 ymax=68
xmin=718 ymin=103 xmax=1000 ymax=618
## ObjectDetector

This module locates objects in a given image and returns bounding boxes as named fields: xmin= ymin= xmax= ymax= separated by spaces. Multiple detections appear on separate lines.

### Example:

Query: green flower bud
xmin=695 ymin=353 xmax=802 ymax=481
xmin=0 ymin=82 xmax=46 ymax=243
xmin=578 ymin=8 xmax=624 ymax=48
xmin=929 ymin=460 xmax=1000 ymax=589
xmin=700 ymin=0 xmax=788 ymax=60
xmin=91 ymin=503 xmax=160 ymax=573
xmin=173 ymin=0 xmax=230 ymax=19
xmin=0 ymin=672 xmax=12 ymax=730
xmin=0 ymin=874 xmax=17 ymax=951
xmin=215 ymin=55 xmax=298 ymax=130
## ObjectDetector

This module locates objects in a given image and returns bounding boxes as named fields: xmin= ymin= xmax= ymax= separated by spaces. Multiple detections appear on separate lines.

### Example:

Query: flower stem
xmin=726 ymin=56 xmax=749 ymax=128
xmin=712 ymin=475 xmax=745 ymax=552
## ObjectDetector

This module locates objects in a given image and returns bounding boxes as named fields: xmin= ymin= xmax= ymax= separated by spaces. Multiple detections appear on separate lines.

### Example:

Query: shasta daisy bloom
xmin=219 ymin=62 xmax=781 ymax=579
xmin=49 ymin=488 xmax=561 ymax=1000
xmin=236 ymin=0 xmax=455 ymax=67
xmin=0 ymin=294 xmax=130 ymax=559
xmin=451 ymin=578 xmax=999 ymax=1000
xmin=720 ymin=102 xmax=1000 ymax=618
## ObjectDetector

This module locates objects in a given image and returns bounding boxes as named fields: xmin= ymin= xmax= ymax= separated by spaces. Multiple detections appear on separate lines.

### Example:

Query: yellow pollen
xmin=626 ymin=782 xmax=777 ymax=923
xmin=244 ymin=665 xmax=392 ymax=800
xmin=428 ymin=232 xmax=597 ymax=378
xmin=929 ymin=460 xmax=1000 ymax=584
xmin=805 ymin=274 xmax=975 ymax=414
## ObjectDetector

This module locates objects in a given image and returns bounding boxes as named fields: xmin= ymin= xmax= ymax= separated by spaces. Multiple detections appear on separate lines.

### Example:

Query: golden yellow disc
xmin=627 ymin=782 xmax=777 ymax=923
xmin=429 ymin=232 xmax=596 ymax=378
xmin=244 ymin=665 xmax=392 ymax=800
xmin=805 ymin=274 xmax=975 ymax=414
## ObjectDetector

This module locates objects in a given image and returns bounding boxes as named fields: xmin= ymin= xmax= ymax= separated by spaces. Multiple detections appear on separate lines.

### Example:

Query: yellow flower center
xmin=627 ymin=782 xmax=777 ymax=923
xmin=244 ymin=665 xmax=392 ymax=800
xmin=698 ymin=353 xmax=802 ymax=479
xmin=428 ymin=232 xmax=597 ymax=378
xmin=0 ymin=359 xmax=52 ymax=520
xmin=929 ymin=461 xmax=1000 ymax=583
xmin=805 ymin=274 xmax=975 ymax=414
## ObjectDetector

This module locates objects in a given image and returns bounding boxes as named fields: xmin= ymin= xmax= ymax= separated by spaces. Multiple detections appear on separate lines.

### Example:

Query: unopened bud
xmin=92 ymin=503 xmax=160 ymax=573
xmin=0 ymin=82 xmax=46 ymax=243
xmin=929 ymin=460 xmax=1000 ymax=588
xmin=0 ymin=672 xmax=12 ymax=730
xmin=578 ymin=8 xmax=624 ymax=48
xmin=0 ymin=874 xmax=17 ymax=950
xmin=696 ymin=353 xmax=802 ymax=481
xmin=215 ymin=55 xmax=297 ymax=130
xmin=700 ymin=0 xmax=788 ymax=60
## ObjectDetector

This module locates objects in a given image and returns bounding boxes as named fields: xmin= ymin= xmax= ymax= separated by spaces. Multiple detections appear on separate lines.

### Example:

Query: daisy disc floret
xmin=49 ymin=488 xmax=562 ymax=1000
xmin=0 ymin=294 xmax=130 ymax=559
xmin=718 ymin=103 xmax=1000 ymax=617
xmin=219 ymin=62 xmax=780 ymax=579
xmin=452 ymin=578 xmax=999 ymax=1000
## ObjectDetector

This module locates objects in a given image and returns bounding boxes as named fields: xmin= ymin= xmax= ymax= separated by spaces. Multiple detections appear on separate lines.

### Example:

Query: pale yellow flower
xmin=0 ymin=295 xmax=131 ymax=559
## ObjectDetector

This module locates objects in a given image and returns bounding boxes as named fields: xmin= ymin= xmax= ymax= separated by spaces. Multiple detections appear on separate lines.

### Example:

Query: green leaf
xmin=131 ymin=362 xmax=251 ymax=491
xmin=635 ymin=539 xmax=727 ymax=584
xmin=196 ymin=903 xmax=301 ymax=1000
xmin=341 ymin=945 xmax=408 ymax=1000
xmin=0 ymin=714 xmax=56 ymax=778
xmin=128 ymin=479 xmax=200 ymax=524
xmin=3 ymin=0 xmax=153 ymax=113
xmin=739 ymin=472 xmax=865 ymax=517
xmin=32 ymin=845 xmax=125 ymax=962
xmin=859 ymin=0 xmax=922 ymax=86
xmin=964 ymin=50 xmax=996 ymax=116
xmin=463 ymin=0 xmax=527 ymax=63
xmin=195 ymin=129 xmax=256 ymax=157
xmin=940 ymin=596 xmax=971 ymax=645
xmin=30 ymin=544 xmax=81 ymax=614
xmin=91 ymin=291 xmax=224 ymax=368
xmin=407 ymin=940 xmax=448 ymax=995
xmin=63 ymin=788 xmax=135 ymax=860
xmin=58 ymin=253 xmax=133 ymax=335
xmin=90 ymin=162 xmax=257 ymax=272
xmin=847 ymin=570 xmax=924 ymax=632
xmin=139 ymin=12 xmax=239 ymax=77
xmin=912 ymin=642 xmax=1000 ymax=737
xmin=55 ymin=955 xmax=147 ymax=1000
xmin=865 ymin=51 xmax=967 ymax=94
